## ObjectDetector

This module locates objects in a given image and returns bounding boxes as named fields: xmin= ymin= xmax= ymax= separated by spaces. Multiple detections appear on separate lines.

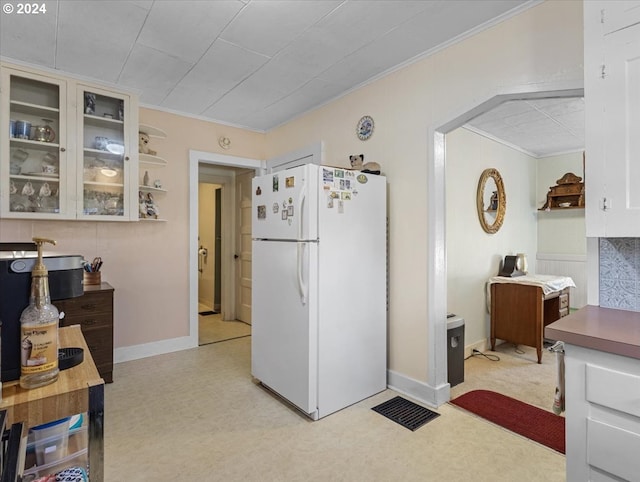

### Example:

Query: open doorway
xmin=426 ymin=86 xmax=584 ymax=407
xmin=188 ymin=144 xmax=323 ymax=347
xmin=188 ymin=151 xmax=263 ymax=348
xmin=197 ymin=166 xmax=254 ymax=345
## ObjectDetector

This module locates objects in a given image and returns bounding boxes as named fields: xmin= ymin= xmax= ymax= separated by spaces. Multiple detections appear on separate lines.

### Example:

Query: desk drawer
xmin=560 ymin=293 xmax=569 ymax=309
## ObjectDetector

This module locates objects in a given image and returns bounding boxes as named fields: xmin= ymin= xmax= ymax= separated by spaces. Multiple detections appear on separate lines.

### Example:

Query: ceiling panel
xmin=161 ymin=40 xmax=269 ymax=114
xmin=56 ymin=1 xmax=149 ymax=82
xmin=137 ymin=1 xmax=243 ymax=63
xmin=244 ymin=78 xmax=348 ymax=130
xmin=119 ymin=44 xmax=194 ymax=104
xmin=466 ymin=98 xmax=585 ymax=158
xmin=0 ymin=1 xmax=57 ymax=67
xmin=0 ymin=0 xmax=584 ymax=158
xmin=220 ymin=0 xmax=341 ymax=57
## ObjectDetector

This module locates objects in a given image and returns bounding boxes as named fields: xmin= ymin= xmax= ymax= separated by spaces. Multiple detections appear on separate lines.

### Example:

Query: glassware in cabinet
xmin=77 ymin=86 xmax=135 ymax=219
xmin=1 ymin=68 xmax=70 ymax=218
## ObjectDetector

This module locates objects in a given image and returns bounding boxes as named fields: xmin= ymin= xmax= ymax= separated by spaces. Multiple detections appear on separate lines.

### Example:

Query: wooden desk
xmin=0 ymin=326 xmax=104 ymax=481
xmin=490 ymin=280 xmax=570 ymax=363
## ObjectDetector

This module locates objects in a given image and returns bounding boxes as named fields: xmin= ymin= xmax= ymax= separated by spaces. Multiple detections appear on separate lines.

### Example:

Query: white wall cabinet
xmin=0 ymin=63 xmax=139 ymax=221
xmin=585 ymin=2 xmax=640 ymax=236
xmin=564 ymin=344 xmax=640 ymax=481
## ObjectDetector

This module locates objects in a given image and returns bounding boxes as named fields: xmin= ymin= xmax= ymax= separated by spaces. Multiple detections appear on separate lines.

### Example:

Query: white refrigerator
xmin=252 ymin=163 xmax=387 ymax=420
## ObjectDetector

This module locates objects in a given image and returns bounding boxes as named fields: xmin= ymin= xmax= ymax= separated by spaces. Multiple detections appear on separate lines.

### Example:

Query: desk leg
xmin=88 ymin=383 xmax=104 ymax=482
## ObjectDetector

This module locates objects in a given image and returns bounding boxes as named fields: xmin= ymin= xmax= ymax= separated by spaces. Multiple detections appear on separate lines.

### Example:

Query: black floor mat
xmin=372 ymin=396 xmax=440 ymax=431
xmin=198 ymin=310 xmax=218 ymax=316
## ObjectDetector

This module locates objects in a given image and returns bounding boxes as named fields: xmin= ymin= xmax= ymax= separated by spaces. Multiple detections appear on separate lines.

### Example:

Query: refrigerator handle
xmin=298 ymin=186 xmax=306 ymax=240
xmin=297 ymin=242 xmax=307 ymax=305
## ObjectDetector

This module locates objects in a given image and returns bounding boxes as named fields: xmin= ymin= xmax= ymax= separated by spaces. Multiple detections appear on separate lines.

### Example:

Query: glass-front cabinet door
xmin=77 ymin=85 xmax=135 ymax=220
xmin=1 ymin=68 xmax=71 ymax=219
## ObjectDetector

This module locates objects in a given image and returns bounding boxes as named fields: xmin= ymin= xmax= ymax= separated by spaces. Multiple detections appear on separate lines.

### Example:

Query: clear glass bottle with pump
xmin=19 ymin=237 xmax=60 ymax=389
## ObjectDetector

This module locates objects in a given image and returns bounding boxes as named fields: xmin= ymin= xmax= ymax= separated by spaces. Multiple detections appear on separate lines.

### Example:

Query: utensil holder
xmin=83 ymin=271 xmax=101 ymax=286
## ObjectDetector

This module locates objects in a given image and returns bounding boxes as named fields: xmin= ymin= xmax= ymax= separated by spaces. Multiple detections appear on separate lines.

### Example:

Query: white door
xmin=236 ymin=170 xmax=253 ymax=324
xmin=251 ymin=239 xmax=318 ymax=415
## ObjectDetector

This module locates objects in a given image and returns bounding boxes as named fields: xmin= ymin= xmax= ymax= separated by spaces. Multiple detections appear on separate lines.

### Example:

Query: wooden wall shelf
xmin=540 ymin=172 xmax=585 ymax=210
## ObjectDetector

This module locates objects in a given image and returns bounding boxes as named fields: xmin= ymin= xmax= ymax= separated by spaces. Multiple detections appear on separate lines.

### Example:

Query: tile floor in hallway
xmin=104 ymin=337 xmax=565 ymax=481
xmin=198 ymin=303 xmax=251 ymax=345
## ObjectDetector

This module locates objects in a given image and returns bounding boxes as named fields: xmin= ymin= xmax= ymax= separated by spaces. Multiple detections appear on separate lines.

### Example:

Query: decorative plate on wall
xmin=357 ymin=115 xmax=374 ymax=141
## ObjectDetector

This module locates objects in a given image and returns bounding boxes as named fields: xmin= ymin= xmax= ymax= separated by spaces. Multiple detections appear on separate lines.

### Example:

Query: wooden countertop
xmin=0 ymin=325 xmax=103 ymax=426
xmin=545 ymin=305 xmax=640 ymax=360
xmin=83 ymin=281 xmax=114 ymax=293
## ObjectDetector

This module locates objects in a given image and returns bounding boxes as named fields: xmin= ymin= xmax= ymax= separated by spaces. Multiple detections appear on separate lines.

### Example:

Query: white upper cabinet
xmin=0 ymin=63 xmax=139 ymax=221
xmin=76 ymin=85 xmax=138 ymax=220
xmin=585 ymin=1 xmax=640 ymax=237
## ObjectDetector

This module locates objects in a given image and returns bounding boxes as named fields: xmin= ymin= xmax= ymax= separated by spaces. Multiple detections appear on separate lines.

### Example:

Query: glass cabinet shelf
xmin=10 ymin=100 xmax=59 ymax=116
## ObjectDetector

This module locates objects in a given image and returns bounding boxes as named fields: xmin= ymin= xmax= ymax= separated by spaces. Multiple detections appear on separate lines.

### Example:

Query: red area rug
xmin=450 ymin=389 xmax=565 ymax=454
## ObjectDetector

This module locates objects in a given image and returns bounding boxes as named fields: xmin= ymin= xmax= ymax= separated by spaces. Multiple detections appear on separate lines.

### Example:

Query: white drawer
xmin=587 ymin=418 xmax=640 ymax=481
xmin=586 ymin=364 xmax=640 ymax=418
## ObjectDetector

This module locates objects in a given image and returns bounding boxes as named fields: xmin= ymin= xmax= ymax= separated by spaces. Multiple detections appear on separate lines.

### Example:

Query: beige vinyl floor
xmin=104 ymin=337 xmax=565 ymax=481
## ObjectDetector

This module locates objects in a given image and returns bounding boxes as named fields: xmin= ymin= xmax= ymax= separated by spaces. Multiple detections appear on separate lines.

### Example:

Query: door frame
xmin=188 ymin=150 xmax=263 ymax=347
xmin=427 ymin=84 xmax=584 ymax=405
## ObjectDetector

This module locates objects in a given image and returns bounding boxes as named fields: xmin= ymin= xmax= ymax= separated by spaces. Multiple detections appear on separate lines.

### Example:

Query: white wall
xmin=536 ymin=151 xmax=586 ymax=255
xmin=266 ymin=0 xmax=583 ymax=391
xmin=536 ymin=151 xmax=587 ymax=308
xmin=446 ymin=127 xmax=537 ymax=350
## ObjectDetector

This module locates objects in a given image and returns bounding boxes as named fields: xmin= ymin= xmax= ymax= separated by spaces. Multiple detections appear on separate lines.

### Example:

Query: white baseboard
xmin=387 ymin=369 xmax=450 ymax=408
xmin=114 ymin=335 xmax=197 ymax=364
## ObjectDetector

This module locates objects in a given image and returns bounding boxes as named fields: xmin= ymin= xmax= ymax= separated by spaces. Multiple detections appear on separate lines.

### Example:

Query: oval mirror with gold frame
xmin=476 ymin=168 xmax=506 ymax=234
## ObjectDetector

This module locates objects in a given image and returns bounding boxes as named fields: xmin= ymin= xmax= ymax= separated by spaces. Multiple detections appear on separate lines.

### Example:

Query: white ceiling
xmin=466 ymin=97 xmax=585 ymax=158
xmin=0 ymin=0 xmax=583 ymax=156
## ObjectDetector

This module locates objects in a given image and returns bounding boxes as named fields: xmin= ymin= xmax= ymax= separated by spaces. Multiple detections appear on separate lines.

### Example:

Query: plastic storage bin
xmin=447 ymin=314 xmax=465 ymax=387
xmin=30 ymin=417 xmax=70 ymax=465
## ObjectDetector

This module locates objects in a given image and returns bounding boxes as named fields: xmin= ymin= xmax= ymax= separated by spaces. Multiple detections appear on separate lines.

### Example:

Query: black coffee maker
xmin=0 ymin=243 xmax=84 ymax=382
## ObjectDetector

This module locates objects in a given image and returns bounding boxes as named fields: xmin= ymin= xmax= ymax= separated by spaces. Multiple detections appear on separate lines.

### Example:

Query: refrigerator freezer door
xmin=252 ymin=164 xmax=318 ymax=241
xmin=252 ymin=239 xmax=318 ymax=416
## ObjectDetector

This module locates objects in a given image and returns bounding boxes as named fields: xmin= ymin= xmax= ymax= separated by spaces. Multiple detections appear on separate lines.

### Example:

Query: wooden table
xmin=490 ymin=276 xmax=571 ymax=363
xmin=0 ymin=325 xmax=104 ymax=481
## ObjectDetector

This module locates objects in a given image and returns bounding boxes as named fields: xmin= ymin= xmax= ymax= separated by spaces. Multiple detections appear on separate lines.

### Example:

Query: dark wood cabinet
xmin=490 ymin=282 xmax=570 ymax=363
xmin=56 ymin=282 xmax=114 ymax=383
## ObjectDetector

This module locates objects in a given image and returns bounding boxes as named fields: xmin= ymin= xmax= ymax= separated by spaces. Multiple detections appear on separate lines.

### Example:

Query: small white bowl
xmin=558 ymin=202 xmax=571 ymax=208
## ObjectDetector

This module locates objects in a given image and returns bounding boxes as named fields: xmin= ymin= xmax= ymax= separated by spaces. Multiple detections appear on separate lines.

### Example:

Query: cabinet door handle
xmin=125 ymin=156 xmax=130 ymax=161
xmin=83 ymin=319 xmax=98 ymax=325
xmin=60 ymin=147 xmax=66 ymax=152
